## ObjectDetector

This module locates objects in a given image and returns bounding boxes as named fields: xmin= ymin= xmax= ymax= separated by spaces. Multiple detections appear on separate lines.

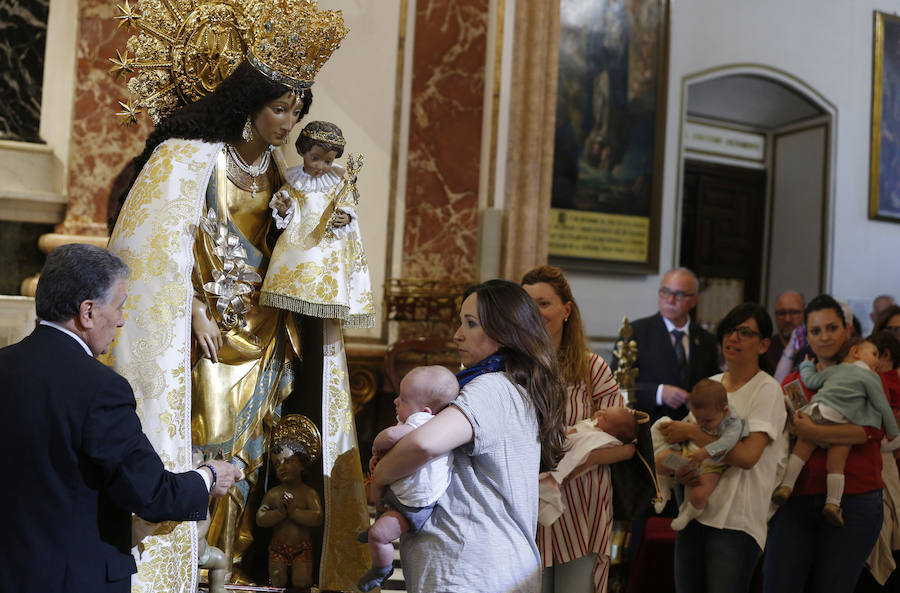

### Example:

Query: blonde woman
xmin=523 ymin=265 xmax=635 ymax=593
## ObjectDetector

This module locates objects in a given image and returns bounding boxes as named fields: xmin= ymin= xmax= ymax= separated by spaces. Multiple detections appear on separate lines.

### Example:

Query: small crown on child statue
xmin=247 ymin=0 xmax=349 ymax=94
xmin=272 ymin=414 xmax=322 ymax=464
xmin=301 ymin=128 xmax=346 ymax=148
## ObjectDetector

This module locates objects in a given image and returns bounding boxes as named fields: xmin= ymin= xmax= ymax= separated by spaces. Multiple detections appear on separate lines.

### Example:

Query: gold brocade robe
xmin=260 ymin=167 xmax=376 ymax=329
xmin=106 ymin=139 xmax=369 ymax=593
xmin=191 ymin=150 xmax=298 ymax=572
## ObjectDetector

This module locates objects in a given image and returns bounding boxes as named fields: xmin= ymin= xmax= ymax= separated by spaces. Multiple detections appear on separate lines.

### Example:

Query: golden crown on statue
xmin=300 ymin=128 xmax=346 ymax=148
xmin=109 ymin=0 xmax=347 ymax=125
xmin=247 ymin=0 xmax=348 ymax=94
xmin=272 ymin=414 xmax=322 ymax=465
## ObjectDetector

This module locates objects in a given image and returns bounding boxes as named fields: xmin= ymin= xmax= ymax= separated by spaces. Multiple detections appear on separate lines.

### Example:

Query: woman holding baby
xmin=522 ymin=265 xmax=635 ymax=593
xmin=658 ymin=302 xmax=787 ymax=593
xmin=372 ymin=279 xmax=567 ymax=593
xmin=764 ymin=295 xmax=887 ymax=593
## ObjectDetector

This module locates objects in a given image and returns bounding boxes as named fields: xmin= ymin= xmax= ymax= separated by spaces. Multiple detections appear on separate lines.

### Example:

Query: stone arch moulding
xmin=674 ymin=62 xmax=838 ymax=295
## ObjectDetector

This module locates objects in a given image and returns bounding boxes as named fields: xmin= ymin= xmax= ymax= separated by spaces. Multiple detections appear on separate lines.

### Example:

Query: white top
xmin=694 ymin=370 xmax=788 ymax=550
xmin=389 ymin=411 xmax=453 ymax=507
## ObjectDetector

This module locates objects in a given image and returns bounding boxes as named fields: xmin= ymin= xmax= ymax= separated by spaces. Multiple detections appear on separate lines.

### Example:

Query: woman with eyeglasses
xmin=764 ymin=295 xmax=885 ymax=593
xmin=658 ymin=302 xmax=787 ymax=593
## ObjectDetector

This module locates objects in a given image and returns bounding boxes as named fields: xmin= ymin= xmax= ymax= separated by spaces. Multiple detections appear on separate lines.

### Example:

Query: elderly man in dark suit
xmin=613 ymin=267 xmax=720 ymax=423
xmin=0 ymin=244 xmax=241 ymax=593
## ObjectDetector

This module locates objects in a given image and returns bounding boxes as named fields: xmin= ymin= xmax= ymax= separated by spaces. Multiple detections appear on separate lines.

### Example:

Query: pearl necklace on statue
xmin=226 ymin=144 xmax=272 ymax=192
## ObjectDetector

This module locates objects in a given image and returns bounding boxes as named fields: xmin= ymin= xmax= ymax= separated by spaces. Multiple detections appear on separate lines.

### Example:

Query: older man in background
xmin=613 ymin=267 xmax=719 ymax=422
xmin=766 ymin=290 xmax=805 ymax=371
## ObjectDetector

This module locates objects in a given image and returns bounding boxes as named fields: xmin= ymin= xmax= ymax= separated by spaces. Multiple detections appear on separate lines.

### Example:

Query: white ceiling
xmin=687 ymin=74 xmax=824 ymax=130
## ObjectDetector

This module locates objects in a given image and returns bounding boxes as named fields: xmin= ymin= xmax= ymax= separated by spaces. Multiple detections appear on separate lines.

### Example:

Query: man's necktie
xmin=672 ymin=329 xmax=689 ymax=387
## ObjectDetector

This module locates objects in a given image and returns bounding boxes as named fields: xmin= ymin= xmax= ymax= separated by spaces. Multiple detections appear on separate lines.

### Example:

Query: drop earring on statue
xmin=242 ymin=117 xmax=253 ymax=142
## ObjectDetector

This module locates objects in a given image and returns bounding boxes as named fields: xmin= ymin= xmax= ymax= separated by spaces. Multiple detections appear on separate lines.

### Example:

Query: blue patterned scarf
xmin=456 ymin=353 xmax=505 ymax=387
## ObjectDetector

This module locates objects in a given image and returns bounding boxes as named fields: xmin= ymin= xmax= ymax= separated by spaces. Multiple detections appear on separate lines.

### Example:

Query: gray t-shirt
xmin=398 ymin=372 xmax=541 ymax=593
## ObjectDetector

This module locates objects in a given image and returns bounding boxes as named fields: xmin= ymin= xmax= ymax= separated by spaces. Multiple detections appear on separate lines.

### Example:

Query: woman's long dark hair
xmin=717 ymin=302 xmax=774 ymax=373
xmin=464 ymin=279 xmax=567 ymax=471
xmin=107 ymin=61 xmax=313 ymax=231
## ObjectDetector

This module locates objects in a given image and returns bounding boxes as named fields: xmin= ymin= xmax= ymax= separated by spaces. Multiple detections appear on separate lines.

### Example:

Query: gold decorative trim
xmin=37 ymin=233 xmax=109 ymax=254
xmin=348 ymin=366 xmax=377 ymax=412
xmin=272 ymin=414 xmax=322 ymax=464
xmin=868 ymin=11 xmax=900 ymax=223
xmin=110 ymin=0 xmax=262 ymax=125
xmin=612 ymin=317 xmax=638 ymax=402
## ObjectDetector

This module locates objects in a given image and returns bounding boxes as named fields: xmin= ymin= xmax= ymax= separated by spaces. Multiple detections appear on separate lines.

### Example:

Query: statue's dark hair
xmin=295 ymin=120 xmax=345 ymax=158
xmin=107 ymin=61 xmax=313 ymax=231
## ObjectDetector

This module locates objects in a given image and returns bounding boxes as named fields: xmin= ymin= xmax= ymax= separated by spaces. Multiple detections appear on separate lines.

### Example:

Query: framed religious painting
xmin=549 ymin=0 xmax=669 ymax=272
xmin=870 ymin=11 xmax=900 ymax=223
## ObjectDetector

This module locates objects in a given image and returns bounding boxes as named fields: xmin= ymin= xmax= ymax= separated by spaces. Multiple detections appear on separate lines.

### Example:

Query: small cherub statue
xmin=192 ymin=447 xmax=228 ymax=593
xmin=197 ymin=512 xmax=228 ymax=593
xmin=256 ymin=415 xmax=324 ymax=589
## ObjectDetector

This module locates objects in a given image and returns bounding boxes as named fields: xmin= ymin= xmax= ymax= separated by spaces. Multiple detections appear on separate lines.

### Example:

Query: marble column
xmin=500 ymin=0 xmax=559 ymax=281
xmin=401 ymin=0 xmax=489 ymax=282
xmin=0 ymin=0 xmax=49 ymax=143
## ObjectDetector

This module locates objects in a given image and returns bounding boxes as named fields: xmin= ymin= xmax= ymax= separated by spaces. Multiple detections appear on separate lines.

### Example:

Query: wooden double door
xmin=680 ymin=160 xmax=767 ymax=304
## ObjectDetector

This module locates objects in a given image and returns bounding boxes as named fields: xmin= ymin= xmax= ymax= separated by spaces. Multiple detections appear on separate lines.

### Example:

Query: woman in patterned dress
xmin=522 ymin=265 xmax=635 ymax=593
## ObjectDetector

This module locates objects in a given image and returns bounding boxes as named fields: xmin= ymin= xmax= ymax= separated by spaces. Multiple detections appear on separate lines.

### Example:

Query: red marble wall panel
xmin=61 ymin=0 xmax=152 ymax=236
xmin=401 ymin=0 xmax=488 ymax=281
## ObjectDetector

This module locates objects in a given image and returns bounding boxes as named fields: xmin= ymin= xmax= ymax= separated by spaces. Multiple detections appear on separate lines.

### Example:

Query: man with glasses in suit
xmin=613 ymin=267 xmax=720 ymax=423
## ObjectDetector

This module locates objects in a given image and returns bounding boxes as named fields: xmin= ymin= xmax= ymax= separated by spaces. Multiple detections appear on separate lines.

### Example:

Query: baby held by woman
xmin=358 ymin=366 xmax=459 ymax=592
xmin=654 ymin=379 xmax=748 ymax=530
xmin=538 ymin=406 xmax=637 ymax=526
xmin=772 ymin=337 xmax=899 ymax=527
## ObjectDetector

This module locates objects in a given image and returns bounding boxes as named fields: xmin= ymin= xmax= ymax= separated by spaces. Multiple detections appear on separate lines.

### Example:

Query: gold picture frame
xmin=549 ymin=0 xmax=669 ymax=273
xmin=869 ymin=11 xmax=900 ymax=222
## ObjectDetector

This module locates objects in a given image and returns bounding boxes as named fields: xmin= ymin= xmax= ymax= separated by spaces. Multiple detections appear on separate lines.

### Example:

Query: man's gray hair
xmin=35 ymin=244 xmax=129 ymax=322
xmin=662 ymin=267 xmax=700 ymax=293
